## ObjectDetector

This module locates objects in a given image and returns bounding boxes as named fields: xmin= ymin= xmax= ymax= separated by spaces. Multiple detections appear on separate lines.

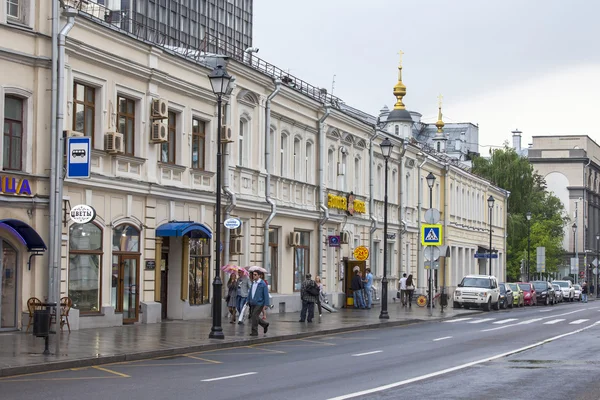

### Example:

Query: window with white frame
xmin=436 ymin=182 xmax=440 ymax=209
xmin=373 ymin=241 xmax=380 ymax=275
xmin=238 ymin=119 xmax=247 ymax=166
xmin=392 ymin=170 xmax=397 ymax=203
xmin=386 ymin=242 xmax=394 ymax=276
xmin=354 ymin=157 xmax=361 ymax=194
xmin=268 ymin=128 xmax=275 ymax=171
xmin=341 ymin=152 xmax=347 ymax=191
xmin=6 ymin=0 xmax=25 ymax=23
xmin=293 ymin=137 xmax=301 ymax=180
xmin=328 ymin=148 xmax=334 ymax=186
xmin=3 ymin=95 xmax=23 ymax=171
xmin=305 ymin=141 xmax=313 ymax=183
xmin=377 ymin=165 xmax=383 ymax=200
xmin=117 ymin=95 xmax=136 ymax=156
xmin=280 ymin=132 xmax=288 ymax=176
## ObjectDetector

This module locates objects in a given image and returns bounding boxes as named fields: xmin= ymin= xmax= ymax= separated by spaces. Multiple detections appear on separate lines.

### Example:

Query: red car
xmin=517 ymin=282 xmax=537 ymax=306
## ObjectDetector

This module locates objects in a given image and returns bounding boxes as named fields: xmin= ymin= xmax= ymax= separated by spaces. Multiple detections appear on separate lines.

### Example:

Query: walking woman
xmin=226 ymin=273 xmax=238 ymax=323
xmin=405 ymin=274 xmax=415 ymax=307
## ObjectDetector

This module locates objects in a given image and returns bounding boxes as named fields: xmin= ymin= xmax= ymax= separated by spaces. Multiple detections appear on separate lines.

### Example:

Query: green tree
xmin=471 ymin=147 xmax=567 ymax=281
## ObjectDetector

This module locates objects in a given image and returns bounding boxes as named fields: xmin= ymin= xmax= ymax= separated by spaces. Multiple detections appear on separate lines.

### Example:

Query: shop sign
xmin=328 ymin=235 xmax=341 ymax=247
xmin=69 ymin=204 xmax=96 ymax=224
xmin=327 ymin=193 xmax=366 ymax=215
xmin=353 ymin=246 xmax=369 ymax=261
xmin=0 ymin=176 xmax=32 ymax=196
xmin=224 ymin=218 xmax=242 ymax=229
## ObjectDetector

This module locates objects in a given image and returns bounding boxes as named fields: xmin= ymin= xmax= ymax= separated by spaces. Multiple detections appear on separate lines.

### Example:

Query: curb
xmin=0 ymin=311 xmax=482 ymax=377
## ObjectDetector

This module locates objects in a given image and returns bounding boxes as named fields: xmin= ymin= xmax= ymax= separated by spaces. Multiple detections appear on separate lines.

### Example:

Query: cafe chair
xmin=60 ymin=297 xmax=73 ymax=333
xmin=25 ymin=297 xmax=43 ymax=333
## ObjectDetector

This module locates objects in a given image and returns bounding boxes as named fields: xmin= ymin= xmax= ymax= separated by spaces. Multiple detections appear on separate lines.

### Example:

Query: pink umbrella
xmin=220 ymin=264 xmax=240 ymax=274
xmin=247 ymin=265 xmax=267 ymax=273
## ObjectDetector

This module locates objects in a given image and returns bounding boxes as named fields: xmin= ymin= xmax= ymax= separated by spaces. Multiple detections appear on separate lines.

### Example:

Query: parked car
xmin=553 ymin=284 xmax=563 ymax=302
xmin=518 ymin=282 xmax=537 ymax=306
xmin=532 ymin=281 xmax=556 ymax=305
xmin=552 ymin=280 xmax=575 ymax=302
xmin=574 ymin=284 xmax=582 ymax=301
xmin=453 ymin=275 xmax=501 ymax=311
xmin=498 ymin=283 xmax=514 ymax=309
xmin=507 ymin=283 xmax=525 ymax=307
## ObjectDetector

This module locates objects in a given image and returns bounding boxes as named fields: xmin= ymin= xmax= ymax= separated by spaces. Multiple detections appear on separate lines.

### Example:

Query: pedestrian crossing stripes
xmin=468 ymin=318 xmax=495 ymax=324
xmin=570 ymin=319 xmax=589 ymax=325
xmin=444 ymin=318 xmax=473 ymax=323
xmin=492 ymin=318 xmax=518 ymax=324
xmin=543 ymin=319 xmax=565 ymax=325
xmin=448 ymin=315 xmax=592 ymax=328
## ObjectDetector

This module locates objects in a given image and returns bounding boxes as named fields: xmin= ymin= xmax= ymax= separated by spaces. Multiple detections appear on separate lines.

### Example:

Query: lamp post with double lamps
xmin=487 ymin=196 xmax=495 ymax=276
xmin=379 ymin=138 xmax=393 ymax=320
xmin=208 ymin=65 xmax=232 ymax=339
xmin=526 ymin=211 xmax=531 ymax=281
xmin=426 ymin=172 xmax=436 ymax=310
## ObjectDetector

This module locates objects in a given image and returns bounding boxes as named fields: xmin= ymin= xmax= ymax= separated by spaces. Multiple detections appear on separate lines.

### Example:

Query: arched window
xmin=294 ymin=137 xmax=301 ymax=180
xmin=341 ymin=153 xmax=347 ymax=191
xmin=328 ymin=148 xmax=335 ymax=186
xmin=305 ymin=142 xmax=313 ymax=183
xmin=69 ymin=223 xmax=103 ymax=314
xmin=437 ymin=142 xmax=441 ymax=152
xmin=280 ymin=132 xmax=288 ymax=176
xmin=395 ymin=125 xmax=399 ymax=135
xmin=354 ymin=157 xmax=361 ymax=194
xmin=238 ymin=119 xmax=246 ymax=166
xmin=377 ymin=165 xmax=383 ymax=199
xmin=392 ymin=170 xmax=397 ymax=203
xmin=268 ymin=128 xmax=275 ymax=171
xmin=111 ymin=224 xmax=141 ymax=323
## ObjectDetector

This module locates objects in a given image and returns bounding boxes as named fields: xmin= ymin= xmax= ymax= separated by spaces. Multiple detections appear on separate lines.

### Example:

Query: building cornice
xmin=0 ymin=46 xmax=51 ymax=68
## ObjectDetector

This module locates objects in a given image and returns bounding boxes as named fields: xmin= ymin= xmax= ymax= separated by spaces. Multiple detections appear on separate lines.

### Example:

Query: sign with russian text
xmin=0 ymin=176 xmax=31 ymax=195
xmin=69 ymin=204 xmax=96 ymax=224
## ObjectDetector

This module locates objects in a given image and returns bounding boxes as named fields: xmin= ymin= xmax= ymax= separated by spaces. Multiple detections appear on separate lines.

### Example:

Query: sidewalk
xmin=0 ymin=303 xmax=480 ymax=377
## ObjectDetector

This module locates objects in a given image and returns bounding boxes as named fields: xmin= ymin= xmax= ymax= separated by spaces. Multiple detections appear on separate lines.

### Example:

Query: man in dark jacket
xmin=300 ymin=274 xmax=318 ymax=322
xmin=351 ymin=270 xmax=366 ymax=309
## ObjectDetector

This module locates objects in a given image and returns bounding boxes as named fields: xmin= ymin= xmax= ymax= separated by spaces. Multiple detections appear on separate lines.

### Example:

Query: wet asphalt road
xmin=1 ymin=301 xmax=599 ymax=400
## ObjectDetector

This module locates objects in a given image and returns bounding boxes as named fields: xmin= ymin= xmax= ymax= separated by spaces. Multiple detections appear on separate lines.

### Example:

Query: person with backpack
xmin=300 ymin=274 xmax=319 ymax=322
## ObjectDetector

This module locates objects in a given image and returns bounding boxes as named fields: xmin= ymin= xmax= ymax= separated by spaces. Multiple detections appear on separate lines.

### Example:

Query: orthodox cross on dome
xmin=435 ymin=94 xmax=445 ymax=134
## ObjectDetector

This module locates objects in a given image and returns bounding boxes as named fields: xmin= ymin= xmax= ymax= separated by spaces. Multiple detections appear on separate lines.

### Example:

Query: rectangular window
xmin=6 ymin=0 xmax=20 ymax=19
xmin=269 ymin=228 xmax=278 ymax=293
xmin=386 ymin=243 xmax=394 ymax=276
xmin=117 ymin=96 xmax=135 ymax=156
xmin=189 ymin=238 xmax=210 ymax=305
xmin=73 ymin=83 xmax=96 ymax=146
xmin=161 ymin=111 xmax=177 ymax=164
xmin=373 ymin=241 xmax=380 ymax=276
xmin=3 ymin=96 xmax=23 ymax=171
xmin=68 ymin=223 xmax=103 ymax=314
xmin=191 ymin=118 xmax=205 ymax=169
xmin=293 ymin=231 xmax=310 ymax=292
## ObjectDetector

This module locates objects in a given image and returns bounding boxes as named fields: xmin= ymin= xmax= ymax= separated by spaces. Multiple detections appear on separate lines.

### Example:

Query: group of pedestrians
xmin=225 ymin=268 xmax=271 ymax=336
xmin=397 ymin=273 xmax=415 ymax=307
xmin=350 ymin=268 xmax=374 ymax=309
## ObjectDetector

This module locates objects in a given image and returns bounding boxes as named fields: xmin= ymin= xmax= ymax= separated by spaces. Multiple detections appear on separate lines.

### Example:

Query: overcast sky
xmin=253 ymin=0 xmax=600 ymax=153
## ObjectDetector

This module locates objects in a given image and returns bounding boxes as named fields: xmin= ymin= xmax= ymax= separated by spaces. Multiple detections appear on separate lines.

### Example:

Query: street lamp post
xmin=208 ymin=65 xmax=232 ymax=339
xmin=426 ymin=172 xmax=436 ymax=314
xmin=596 ymin=233 xmax=599 ymax=298
xmin=487 ymin=196 xmax=495 ymax=276
xmin=573 ymin=223 xmax=578 ymax=284
xmin=526 ymin=212 xmax=531 ymax=281
xmin=379 ymin=138 xmax=393 ymax=320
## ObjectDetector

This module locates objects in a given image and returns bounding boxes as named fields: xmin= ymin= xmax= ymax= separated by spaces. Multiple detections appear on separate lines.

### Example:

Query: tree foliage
xmin=471 ymin=147 xmax=567 ymax=281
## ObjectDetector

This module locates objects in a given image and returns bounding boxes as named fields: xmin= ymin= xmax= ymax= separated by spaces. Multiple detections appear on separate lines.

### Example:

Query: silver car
xmin=552 ymin=284 xmax=563 ymax=302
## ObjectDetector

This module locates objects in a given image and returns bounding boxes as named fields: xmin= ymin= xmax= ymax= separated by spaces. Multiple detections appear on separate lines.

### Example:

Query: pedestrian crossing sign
xmin=421 ymin=224 xmax=443 ymax=246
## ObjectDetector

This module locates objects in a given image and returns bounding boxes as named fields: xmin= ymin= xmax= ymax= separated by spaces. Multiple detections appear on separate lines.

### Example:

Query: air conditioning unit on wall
xmin=104 ymin=132 xmax=124 ymax=154
xmin=151 ymin=120 xmax=168 ymax=143
xmin=221 ymin=125 xmax=233 ymax=143
xmin=231 ymin=226 xmax=243 ymax=237
xmin=288 ymin=232 xmax=301 ymax=247
xmin=340 ymin=231 xmax=350 ymax=244
xmin=151 ymin=98 xmax=168 ymax=119
xmin=230 ymin=238 xmax=242 ymax=255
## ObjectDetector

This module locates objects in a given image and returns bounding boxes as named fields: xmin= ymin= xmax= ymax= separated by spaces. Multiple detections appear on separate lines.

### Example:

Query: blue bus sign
xmin=66 ymin=136 xmax=91 ymax=179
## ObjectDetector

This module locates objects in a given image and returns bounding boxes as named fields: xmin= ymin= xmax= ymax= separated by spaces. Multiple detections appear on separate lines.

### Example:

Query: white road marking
xmin=539 ymin=309 xmax=553 ymax=312
xmin=327 ymin=322 xmax=600 ymax=400
xmin=570 ymin=319 xmax=589 ymax=325
xmin=493 ymin=318 xmax=518 ymax=324
xmin=481 ymin=309 xmax=587 ymax=332
xmin=519 ymin=318 xmax=544 ymax=325
xmin=544 ymin=319 xmax=565 ymax=325
xmin=468 ymin=318 xmax=496 ymax=324
xmin=352 ymin=350 xmax=383 ymax=357
xmin=433 ymin=336 xmax=452 ymax=342
xmin=201 ymin=372 xmax=257 ymax=382
xmin=443 ymin=318 xmax=473 ymax=323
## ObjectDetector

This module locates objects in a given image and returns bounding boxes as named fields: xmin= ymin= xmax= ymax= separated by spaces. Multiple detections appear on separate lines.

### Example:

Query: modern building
xmin=528 ymin=135 xmax=600 ymax=282
xmin=0 ymin=0 xmax=507 ymax=331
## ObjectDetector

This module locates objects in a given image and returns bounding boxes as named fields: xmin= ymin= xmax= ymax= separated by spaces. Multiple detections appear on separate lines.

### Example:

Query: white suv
xmin=453 ymin=275 xmax=501 ymax=311
xmin=552 ymin=280 xmax=575 ymax=302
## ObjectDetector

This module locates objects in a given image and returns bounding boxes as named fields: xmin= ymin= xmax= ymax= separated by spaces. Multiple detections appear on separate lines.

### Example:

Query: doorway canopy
xmin=156 ymin=221 xmax=212 ymax=239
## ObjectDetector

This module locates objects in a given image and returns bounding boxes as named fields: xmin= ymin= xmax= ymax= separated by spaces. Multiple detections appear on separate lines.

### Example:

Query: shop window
xmin=69 ymin=223 xmax=103 ymax=313
xmin=111 ymin=225 xmax=140 ymax=323
xmin=161 ymin=111 xmax=177 ymax=164
xmin=117 ymin=95 xmax=136 ymax=156
xmin=73 ymin=83 xmax=96 ymax=146
xmin=191 ymin=117 xmax=205 ymax=169
xmin=189 ymin=238 xmax=210 ymax=305
xmin=268 ymin=228 xmax=278 ymax=293
xmin=293 ymin=231 xmax=310 ymax=292
xmin=112 ymin=225 xmax=140 ymax=252
xmin=3 ymin=96 xmax=23 ymax=171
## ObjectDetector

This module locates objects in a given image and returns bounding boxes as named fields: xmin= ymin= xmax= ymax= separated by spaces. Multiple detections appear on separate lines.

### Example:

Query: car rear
xmin=518 ymin=282 xmax=536 ymax=306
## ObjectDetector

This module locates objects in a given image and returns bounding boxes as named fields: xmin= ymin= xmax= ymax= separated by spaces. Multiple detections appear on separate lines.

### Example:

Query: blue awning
xmin=156 ymin=221 xmax=212 ymax=238
xmin=0 ymin=219 xmax=47 ymax=251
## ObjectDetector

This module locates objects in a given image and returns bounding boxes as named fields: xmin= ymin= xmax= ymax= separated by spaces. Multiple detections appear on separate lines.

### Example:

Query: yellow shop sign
xmin=327 ymin=193 xmax=366 ymax=215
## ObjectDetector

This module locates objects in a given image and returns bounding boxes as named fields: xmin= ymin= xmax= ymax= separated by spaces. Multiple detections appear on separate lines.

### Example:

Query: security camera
xmin=245 ymin=47 xmax=259 ymax=53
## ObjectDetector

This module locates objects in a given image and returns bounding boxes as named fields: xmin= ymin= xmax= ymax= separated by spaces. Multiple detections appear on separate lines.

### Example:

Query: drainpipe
xmin=262 ymin=79 xmax=281 ymax=278
xmin=583 ymin=158 xmax=591 ymax=285
xmin=317 ymin=107 xmax=331 ymax=277
xmin=396 ymin=141 xmax=407 ymax=277
xmin=442 ymin=163 xmax=450 ymax=297
xmin=416 ymin=152 xmax=427 ymax=290
xmin=223 ymin=100 xmax=235 ymax=265
xmin=48 ymin=0 xmax=59 ymax=304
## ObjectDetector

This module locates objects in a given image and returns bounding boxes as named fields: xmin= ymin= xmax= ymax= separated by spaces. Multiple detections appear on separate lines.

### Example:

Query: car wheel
xmin=483 ymin=299 xmax=491 ymax=312
xmin=545 ymin=297 xmax=549 ymax=306
xmin=453 ymin=301 xmax=460 ymax=309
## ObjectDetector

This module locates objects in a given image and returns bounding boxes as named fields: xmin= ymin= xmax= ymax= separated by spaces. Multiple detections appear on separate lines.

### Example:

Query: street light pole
xmin=573 ymin=222 xmax=578 ymax=284
xmin=526 ymin=212 xmax=531 ymax=281
xmin=596 ymin=233 xmax=599 ymax=298
xmin=208 ymin=65 xmax=232 ymax=340
xmin=426 ymin=172 xmax=435 ymax=314
xmin=487 ymin=196 xmax=495 ymax=276
xmin=379 ymin=138 xmax=393 ymax=320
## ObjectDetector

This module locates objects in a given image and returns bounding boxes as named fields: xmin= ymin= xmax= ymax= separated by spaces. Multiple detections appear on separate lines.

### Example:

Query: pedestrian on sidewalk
xmin=315 ymin=276 xmax=324 ymax=317
xmin=248 ymin=271 xmax=270 ymax=336
xmin=399 ymin=273 xmax=407 ymax=306
xmin=351 ymin=270 xmax=366 ymax=309
xmin=236 ymin=269 xmax=251 ymax=324
xmin=582 ymin=281 xmax=588 ymax=303
xmin=259 ymin=271 xmax=274 ymax=320
xmin=405 ymin=274 xmax=415 ymax=307
xmin=363 ymin=268 xmax=373 ymax=309
xmin=226 ymin=273 xmax=238 ymax=323
xmin=300 ymin=274 xmax=319 ymax=322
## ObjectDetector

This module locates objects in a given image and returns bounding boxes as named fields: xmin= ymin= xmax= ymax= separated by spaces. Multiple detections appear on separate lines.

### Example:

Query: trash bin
xmin=33 ymin=309 xmax=50 ymax=337
xmin=440 ymin=293 xmax=449 ymax=307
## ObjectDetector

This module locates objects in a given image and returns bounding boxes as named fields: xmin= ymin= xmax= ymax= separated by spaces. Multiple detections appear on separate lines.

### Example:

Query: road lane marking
xmin=352 ymin=350 xmax=383 ymax=357
xmin=201 ymin=372 xmax=257 ymax=382
xmin=539 ymin=309 xmax=553 ymax=312
xmin=519 ymin=318 xmax=544 ymax=325
xmin=468 ymin=318 xmax=495 ymax=324
xmin=299 ymin=338 xmax=336 ymax=346
xmin=443 ymin=318 xmax=472 ymax=323
xmin=493 ymin=319 xmax=518 ymax=324
xmin=481 ymin=309 xmax=587 ymax=332
xmin=185 ymin=355 xmax=222 ymax=364
xmin=570 ymin=319 xmax=589 ymax=325
xmin=328 ymin=321 xmax=600 ymax=400
xmin=92 ymin=366 xmax=130 ymax=378
xmin=247 ymin=345 xmax=286 ymax=354
xmin=544 ymin=319 xmax=565 ymax=325
xmin=432 ymin=336 xmax=452 ymax=342
xmin=0 ymin=376 xmax=118 ymax=383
